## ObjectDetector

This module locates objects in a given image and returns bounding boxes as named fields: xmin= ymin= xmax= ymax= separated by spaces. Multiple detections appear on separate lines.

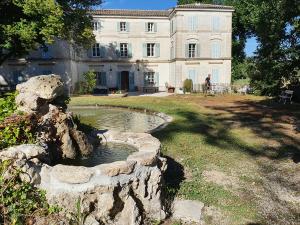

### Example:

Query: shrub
xmin=0 ymin=93 xmax=36 ymax=150
xmin=83 ymin=70 xmax=96 ymax=94
xmin=183 ymin=79 xmax=193 ymax=93
xmin=0 ymin=92 xmax=17 ymax=122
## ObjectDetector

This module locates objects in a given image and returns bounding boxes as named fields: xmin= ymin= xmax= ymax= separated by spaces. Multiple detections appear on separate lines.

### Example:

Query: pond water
xmin=70 ymin=106 xmax=166 ymax=133
xmin=57 ymin=142 xmax=137 ymax=167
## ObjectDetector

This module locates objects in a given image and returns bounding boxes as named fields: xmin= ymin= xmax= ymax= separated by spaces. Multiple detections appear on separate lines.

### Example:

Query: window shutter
xmin=129 ymin=72 xmax=135 ymax=91
xmin=212 ymin=69 xmax=220 ymax=83
xmin=194 ymin=16 xmax=199 ymax=31
xmin=117 ymin=72 xmax=121 ymax=89
xmin=212 ymin=43 xmax=216 ymax=58
xmin=217 ymin=43 xmax=221 ymax=58
xmin=116 ymin=43 xmax=120 ymax=57
xmin=145 ymin=22 xmax=148 ymax=32
xmin=154 ymin=23 xmax=157 ymax=32
xmin=155 ymin=43 xmax=160 ymax=58
xmin=185 ymin=44 xmax=189 ymax=58
xmin=155 ymin=72 xmax=159 ymax=87
xmin=143 ymin=43 xmax=147 ymax=57
xmin=100 ymin=46 xmax=105 ymax=58
xmin=126 ymin=22 xmax=130 ymax=32
xmin=196 ymin=44 xmax=200 ymax=58
xmin=97 ymin=22 xmax=101 ymax=31
xmin=128 ymin=43 xmax=132 ymax=58
xmin=101 ymin=72 xmax=107 ymax=86
xmin=188 ymin=17 xmax=193 ymax=31
xmin=87 ymin=47 xmax=92 ymax=58
xmin=213 ymin=17 xmax=220 ymax=32
xmin=144 ymin=73 xmax=148 ymax=86
xmin=117 ymin=22 xmax=120 ymax=32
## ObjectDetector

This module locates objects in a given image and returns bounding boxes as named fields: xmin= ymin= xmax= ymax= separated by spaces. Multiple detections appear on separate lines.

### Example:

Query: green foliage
xmin=69 ymin=198 xmax=88 ymax=225
xmin=183 ymin=79 xmax=193 ymax=92
xmin=83 ymin=70 xmax=97 ymax=94
xmin=74 ymin=70 xmax=97 ymax=95
xmin=0 ymin=0 xmax=102 ymax=65
xmin=0 ymin=93 xmax=35 ymax=149
xmin=0 ymin=160 xmax=59 ymax=224
xmin=0 ymin=93 xmax=17 ymax=122
xmin=0 ymin=119 xmax=35 ymax=149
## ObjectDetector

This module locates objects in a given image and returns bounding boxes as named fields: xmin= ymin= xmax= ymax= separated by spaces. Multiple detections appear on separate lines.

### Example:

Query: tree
xmin=0 ymin=0 xmax=102 ymax=65
xmin=83 ymin=70 xmax=96 ymax=94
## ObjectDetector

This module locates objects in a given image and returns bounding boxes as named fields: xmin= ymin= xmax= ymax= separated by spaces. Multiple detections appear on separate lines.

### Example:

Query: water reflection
xmin=57 ymin=142 xmax=137 ymax=167
xmin=70 ymin=107 xmax=165 ymax=133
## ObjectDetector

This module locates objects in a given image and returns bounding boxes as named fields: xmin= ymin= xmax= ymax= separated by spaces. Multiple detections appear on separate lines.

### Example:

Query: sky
xmin=101 ymin=0 xmax=257 ymax=56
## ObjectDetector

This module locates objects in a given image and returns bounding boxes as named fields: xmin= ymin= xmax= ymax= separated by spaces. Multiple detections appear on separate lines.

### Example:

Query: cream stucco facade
xmin=0 ymin=3 xmax=234 ymax=93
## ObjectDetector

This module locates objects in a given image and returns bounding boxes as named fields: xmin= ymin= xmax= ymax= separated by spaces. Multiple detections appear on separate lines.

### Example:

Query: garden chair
xmin=279 ymin=90 xmax=293 ymax=104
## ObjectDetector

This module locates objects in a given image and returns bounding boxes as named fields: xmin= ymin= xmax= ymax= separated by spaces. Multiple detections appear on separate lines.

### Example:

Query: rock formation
xmin=15 ymin=75 xmax=92 ymax=160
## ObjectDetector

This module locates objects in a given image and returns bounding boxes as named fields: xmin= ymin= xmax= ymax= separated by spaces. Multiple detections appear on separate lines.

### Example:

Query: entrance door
xmin=121 ymin=71 xmax=129 ymax=91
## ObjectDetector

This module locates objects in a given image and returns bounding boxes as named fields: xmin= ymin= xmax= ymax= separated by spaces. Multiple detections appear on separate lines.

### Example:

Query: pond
xmin=57 ymin=142 xmax=137 ymax=167
xmin=69 ymin=106 xmax=166 ymax=133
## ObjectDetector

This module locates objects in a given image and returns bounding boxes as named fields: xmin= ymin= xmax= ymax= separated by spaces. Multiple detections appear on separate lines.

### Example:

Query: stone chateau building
xmin=0 ymin=3 xmax=234 ymax=93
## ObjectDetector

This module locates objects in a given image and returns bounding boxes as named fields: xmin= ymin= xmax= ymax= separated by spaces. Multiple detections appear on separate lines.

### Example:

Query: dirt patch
xmin=202 ymin=170 xmax=241 ymax=190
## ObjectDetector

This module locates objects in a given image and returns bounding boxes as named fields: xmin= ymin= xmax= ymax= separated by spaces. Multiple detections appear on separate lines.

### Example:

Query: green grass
xmin=70 ymin=94 xmax=299 ymax=225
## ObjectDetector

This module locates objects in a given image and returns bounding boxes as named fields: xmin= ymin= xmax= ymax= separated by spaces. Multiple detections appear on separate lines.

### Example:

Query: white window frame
xmin=92 ymin=43 xmax=101 ymax=57
xmin=144 ymin=72 xmax=155 ymax=86
xmin=120 ymin=22 xmax=127 ymax=32
xmin=92 ymin=22 xmax=100 ymax=31
xmin=188 ymin=43 xmax=196 ymax=58
xmin=120 ymin=43 xmax=128 ymax=57
xmin=147 ymin=22 xmax=154 ymax=32
xmin=147 ymin=43 xmax=155 ymax=57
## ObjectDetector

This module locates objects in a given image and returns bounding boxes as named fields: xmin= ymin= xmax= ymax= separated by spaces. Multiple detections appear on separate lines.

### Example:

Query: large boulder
xmin=16 ymin=75 xmax=64 ymax=113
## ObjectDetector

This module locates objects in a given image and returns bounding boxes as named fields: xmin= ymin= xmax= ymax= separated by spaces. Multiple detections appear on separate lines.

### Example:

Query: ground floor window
xmin=95 ymin=72 xmax=107 ymax=86
xmin=144 ymin=72 xmax=155 ymax=86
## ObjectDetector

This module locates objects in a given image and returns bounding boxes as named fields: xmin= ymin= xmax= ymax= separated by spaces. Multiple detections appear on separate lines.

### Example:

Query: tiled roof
xmin=90 ymin=3 xmax=234 ymax=17
xmin=176 ymin=3 xmax=234 ymax=10
xmin=91 ymin=9 xmax=170 ymax=17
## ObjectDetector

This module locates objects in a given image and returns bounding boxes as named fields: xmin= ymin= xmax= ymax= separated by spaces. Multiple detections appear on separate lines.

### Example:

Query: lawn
xmin=70 ymin=94 xmax=300 ymax=225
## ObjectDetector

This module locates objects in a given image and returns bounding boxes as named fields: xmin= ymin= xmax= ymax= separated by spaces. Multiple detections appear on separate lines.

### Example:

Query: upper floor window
xmin=146 ymin=22 xmax=157 ymax=32
xmin=212 ymin=16 xmax=221 ymax=32
xmin=188 ymin=16 xmax=198 ymax=32
xmin=147 ymin=43 xmax=155 ymax=57
xmin=120 ymin=43 xmax=128 ymax=57
xmin=92 ymin=21 xmax=100 ymax=31
xmin=118 ymin=22 xmax=130 ymax=32
xmin=212 ymin=42 xmax=221 ymax=58
xmin=92 ymin=43 xmax=101 ymax=57
xmin=189 ymin=44 xmax=196 ymax=58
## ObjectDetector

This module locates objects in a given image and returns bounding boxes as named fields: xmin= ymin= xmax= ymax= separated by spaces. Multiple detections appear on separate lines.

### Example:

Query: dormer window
xmin=120 ymin=22 xmax=127 ymax=32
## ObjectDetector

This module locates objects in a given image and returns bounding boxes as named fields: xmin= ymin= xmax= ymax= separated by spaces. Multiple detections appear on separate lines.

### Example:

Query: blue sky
xmin=101 ymin=0 xmax=257 ymax=56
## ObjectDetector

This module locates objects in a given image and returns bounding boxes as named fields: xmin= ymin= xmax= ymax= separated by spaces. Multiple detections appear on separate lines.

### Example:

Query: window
xmin=147 ymin=43 xmax=155 ymax=57
xmin=188 ymin=44 xmax=196 ymax=58
xmin=92 ymin=22 xmax=100 ymax=31
xmin=120 ymin=22 xmax=126 ymax=31
xmin=212 ymin=17 xmax=220 ymax=32
xmin=92 ymin=43 xmax=101 ymax=57
xmin=212 ymin=42 xmax=221 ymax=58
xmin=144 ymin=72 xmax=155 ymax=86
xmin=147 ymin=22 xmax=154 ymax=32
xmin=95 ymin=72 xmax=107 ymax=86
xmin=120 ymin=43 xmax=128 ymax=57
xmin=188 ymin=16 xmax=198 ymax=31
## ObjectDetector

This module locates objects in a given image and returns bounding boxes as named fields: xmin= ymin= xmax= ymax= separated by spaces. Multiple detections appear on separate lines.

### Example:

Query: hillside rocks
xmin=15 ymin=75 xmax=93 ymax=159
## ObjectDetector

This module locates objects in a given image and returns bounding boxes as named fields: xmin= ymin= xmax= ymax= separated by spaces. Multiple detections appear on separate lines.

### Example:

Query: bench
xmin=143 ymin=86 xmax=158 ymax=93
xmin=279 ymin=90 xmax=293 ymax=104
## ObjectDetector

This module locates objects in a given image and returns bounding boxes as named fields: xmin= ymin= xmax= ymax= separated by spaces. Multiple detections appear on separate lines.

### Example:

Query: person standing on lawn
xmin=204 ymin=74 xmax=211 ymax=95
